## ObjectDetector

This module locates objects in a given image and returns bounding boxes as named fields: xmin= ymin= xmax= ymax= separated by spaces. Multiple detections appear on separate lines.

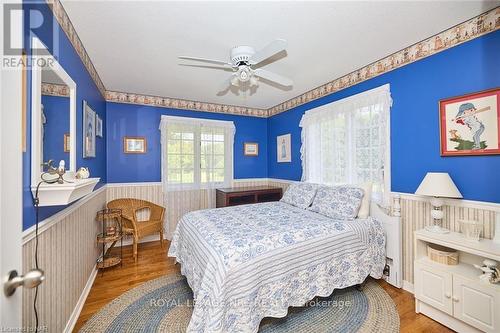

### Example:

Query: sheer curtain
xmin=300 ymin=84 xmax=392 ymax=206
xmin=159 ymin=116 xmax=235 ymax=238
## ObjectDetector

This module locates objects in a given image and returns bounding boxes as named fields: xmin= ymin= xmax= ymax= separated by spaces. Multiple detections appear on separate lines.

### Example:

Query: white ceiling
xmin=61 ymin=1 xmax=498 ymax=109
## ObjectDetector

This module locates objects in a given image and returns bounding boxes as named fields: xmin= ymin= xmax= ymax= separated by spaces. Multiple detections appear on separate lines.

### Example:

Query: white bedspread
xmin=168 ymin=201 xmax=386 ymax=333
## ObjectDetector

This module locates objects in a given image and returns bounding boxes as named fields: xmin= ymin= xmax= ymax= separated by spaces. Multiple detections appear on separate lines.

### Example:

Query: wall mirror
xmin=31 ymin=37 xmax=76 ymax=187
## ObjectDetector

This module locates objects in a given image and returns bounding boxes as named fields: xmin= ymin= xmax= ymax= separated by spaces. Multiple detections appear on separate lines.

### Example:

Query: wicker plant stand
xmin=96 ymin=208 xmax=123 ymax=273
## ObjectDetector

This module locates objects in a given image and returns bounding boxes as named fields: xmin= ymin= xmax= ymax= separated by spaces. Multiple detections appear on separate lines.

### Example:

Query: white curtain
xmin=300 ymin=84 xmax=392 ymax=206
xmin=159 ymin=116 xmax=235 ymax=238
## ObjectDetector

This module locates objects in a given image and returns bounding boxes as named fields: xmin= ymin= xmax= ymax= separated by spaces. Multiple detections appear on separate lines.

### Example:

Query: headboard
xmin=370 ymin=201 xmax=402 ymax=288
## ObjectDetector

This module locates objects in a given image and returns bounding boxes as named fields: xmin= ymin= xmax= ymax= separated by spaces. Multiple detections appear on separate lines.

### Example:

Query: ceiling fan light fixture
xmin=230 ymin=75 xmax=239 ymax=86
xmin=238 ymin=66 xmax=251 ymax=82
xmin=178 ymin=39 xmax=292 ymax=93
xmin=250 ymin=76 xmax=259 ymax=87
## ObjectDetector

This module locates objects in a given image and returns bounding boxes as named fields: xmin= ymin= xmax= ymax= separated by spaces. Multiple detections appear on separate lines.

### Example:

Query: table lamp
xmin=415 ymin=172 xmax=462 ymax=233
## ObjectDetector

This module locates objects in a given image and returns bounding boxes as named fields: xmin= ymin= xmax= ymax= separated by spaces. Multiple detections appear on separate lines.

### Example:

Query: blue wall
xmin=23 ymin=1 xmax=107 ymax=230
xmin=41 ymin=95 xmax=70 ymax=167
xmin=268 ymin=30 xmax=500 ymax=203
xmin=22 ymin=5 xmax=499 ymax=230
xmin=106 ymin=103 xmax=268 ymax=183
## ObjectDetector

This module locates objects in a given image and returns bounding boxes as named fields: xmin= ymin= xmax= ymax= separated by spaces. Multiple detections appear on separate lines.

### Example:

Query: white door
xmin=0 ymin=0 xmax=24 ymax=329
xmin=414 ymin=262 xmax=453 ymax=315
xmin=453 ymin=275 xmax=500 ymax=333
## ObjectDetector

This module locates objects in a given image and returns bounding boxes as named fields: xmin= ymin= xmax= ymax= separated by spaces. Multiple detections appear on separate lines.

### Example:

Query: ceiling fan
xmin=179 ymin=39 xmax=293 ymax=92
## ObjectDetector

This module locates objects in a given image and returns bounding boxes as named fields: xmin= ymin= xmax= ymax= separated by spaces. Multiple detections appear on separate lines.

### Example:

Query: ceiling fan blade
xmin=178 ymin=56 xmax=232 ymax=67
xmin=253 ymin=69 xmax=293 ymax=87
xmin=249 ymin=39 xmax=287 ymax=65
xmin=218 ymin=75 xmax=235 ymax=92
xmin=179 ymin=63 xmax=234 ymax=72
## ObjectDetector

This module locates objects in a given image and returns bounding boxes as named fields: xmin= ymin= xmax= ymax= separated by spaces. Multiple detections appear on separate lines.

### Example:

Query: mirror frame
xmin=31 ymin=37 xmax=76 ymax=187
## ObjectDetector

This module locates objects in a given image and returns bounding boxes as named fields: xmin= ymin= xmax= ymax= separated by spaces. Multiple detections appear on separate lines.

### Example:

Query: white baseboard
xmin=63 ymin=264 xmax=98 ymax=333
xmin=416 ymin=300 xmax=481 ymax=333
xmin=119 ymin=233 xmax=162 ymax=247
xmin=402 ymin=280 xmax=414 ymax=294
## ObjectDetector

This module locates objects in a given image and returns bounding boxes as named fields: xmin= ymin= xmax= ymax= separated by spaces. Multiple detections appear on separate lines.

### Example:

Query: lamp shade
xmin=415 ymin=172 xmax=462 ymax=198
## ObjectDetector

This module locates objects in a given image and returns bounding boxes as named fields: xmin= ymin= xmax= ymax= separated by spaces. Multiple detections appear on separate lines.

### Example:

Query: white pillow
xmin=280 ymin=182 xmax=319 ymax=209
xmin=308 ymin=185 xmax=364 ymax=220
xmin=357 ymin=182 xmax=372 ymax=219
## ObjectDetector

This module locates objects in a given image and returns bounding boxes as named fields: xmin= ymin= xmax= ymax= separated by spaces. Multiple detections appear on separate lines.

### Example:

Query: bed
xmin=168 ymin=194 xmax=400 ymax=333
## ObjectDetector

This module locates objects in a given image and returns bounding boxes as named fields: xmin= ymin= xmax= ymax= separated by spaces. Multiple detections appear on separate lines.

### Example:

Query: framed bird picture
xmin=439 ymin=88 xmax=500 ymax=156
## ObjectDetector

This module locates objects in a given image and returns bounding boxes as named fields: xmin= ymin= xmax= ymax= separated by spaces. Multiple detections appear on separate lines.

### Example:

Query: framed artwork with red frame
xmin=439 ymin=88 xmax=500 ymax=156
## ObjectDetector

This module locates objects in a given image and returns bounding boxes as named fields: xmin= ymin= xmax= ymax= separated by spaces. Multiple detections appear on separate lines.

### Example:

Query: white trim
xmin=31 ymin=37 xmax=77 ymax=187
xmin=160 ymin=115 xmax=236 ymax=129
xmin=159 ymin=116 xmax=236 ymax=192
xmin=266 ymin=178 xmax=295 ymax=184
xmin=22 ymin=186 xmax=106 ymax=244
xmin=120 ymin=234 xmax=161 ymax=247
xmin=393 ymin=191 xmax=500 ymax=212
xmin=233 ymin=178 xmax=274 ymax=184
xmin=0 ymin=1 xmax=23 ymax=324
xmin=106 ymin=179 xmax=275 ymax=188
xmin=106 ymin=182 xmax=162 ymax=188
xmin=63 ymin=264 xmax=97 ymax=333
xmin=402 ymin=280 xmax=414 ymax=294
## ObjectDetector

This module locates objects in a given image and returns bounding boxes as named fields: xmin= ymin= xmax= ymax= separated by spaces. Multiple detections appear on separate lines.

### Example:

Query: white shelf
xmin=415 ymin=229 xmax=500 ymax=262
xmin=32 ymin=178 xmax=100 ymax=207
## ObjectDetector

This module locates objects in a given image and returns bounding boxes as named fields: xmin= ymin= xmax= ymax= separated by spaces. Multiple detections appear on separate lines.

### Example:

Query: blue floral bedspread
xmin=168 ymin=201 xmax=386 ymax=333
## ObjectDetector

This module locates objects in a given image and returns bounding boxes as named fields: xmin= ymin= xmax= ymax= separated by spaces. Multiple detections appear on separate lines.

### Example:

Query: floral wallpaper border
xmin=105 ymin=91 xmax=268 ymax=117
xmin=47 ymin=1 xmax=499 ymax=118
xmin=41 ymin=83 xmax=69 ymax=97
xmin=47 ymin=0 xmax=106 ymax=97
xmin=268 ymin=7 xmax=500 ymax=116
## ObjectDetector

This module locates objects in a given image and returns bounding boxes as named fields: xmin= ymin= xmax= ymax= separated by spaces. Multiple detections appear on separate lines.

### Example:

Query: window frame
xmin=160 ymin=116 xmax=234 ymax=191
xmin=299 ymin=84 xmax=392 ymax=205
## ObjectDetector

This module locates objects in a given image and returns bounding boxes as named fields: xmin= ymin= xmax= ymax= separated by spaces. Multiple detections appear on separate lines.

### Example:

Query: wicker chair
xmin=107 ymin=198 xmax=165 ymax=262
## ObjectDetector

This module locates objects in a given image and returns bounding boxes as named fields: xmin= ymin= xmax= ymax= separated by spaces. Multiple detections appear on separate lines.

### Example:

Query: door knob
xmin=445 ymin=293 xmax=451 ymax=299
xmin=3 ymin=269 xmax=45 ymax=297
xmin=452 ymin=296 xmax=459 ymax=302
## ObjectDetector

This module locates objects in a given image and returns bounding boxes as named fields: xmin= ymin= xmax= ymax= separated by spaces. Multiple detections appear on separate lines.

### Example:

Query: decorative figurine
xmin=474 ymin=259 xmax=500 ymax=284
xmin=76 ymin=167 xmax=90 ymax=179
xmin=41 ymin=159 xmax=67 ymax=184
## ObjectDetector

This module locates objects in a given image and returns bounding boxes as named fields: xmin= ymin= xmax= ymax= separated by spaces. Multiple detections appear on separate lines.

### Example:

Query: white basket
xmin=459 ymin=219 xmax=483 ymax=242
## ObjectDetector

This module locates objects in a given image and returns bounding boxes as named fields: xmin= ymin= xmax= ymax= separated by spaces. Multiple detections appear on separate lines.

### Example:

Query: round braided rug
xmin=80 ymin=273 xmax=399 ymax=333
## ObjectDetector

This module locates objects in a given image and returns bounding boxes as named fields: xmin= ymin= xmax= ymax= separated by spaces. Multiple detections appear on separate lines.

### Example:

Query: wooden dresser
xmin=216 ymin=186 xmax=283 ymax=208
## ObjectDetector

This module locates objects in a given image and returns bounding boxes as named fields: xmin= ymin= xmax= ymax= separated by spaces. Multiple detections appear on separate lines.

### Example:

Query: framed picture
xmin=96 ymin=115 xmax=103 ymax=138
xmin=244 ymin=142 xmax=259 ymax=156
xmin=440 ymin=88 xmax=500 ymax=156
xmin=64 ymin=133 xmax=70 ymax=153
xmin=83 ymin=100 xmax=96 ymax=158
xmin=277 ymin=133 xmax=291 ymax=162
xmin=124 ymin=137 xmax=147 ymax=154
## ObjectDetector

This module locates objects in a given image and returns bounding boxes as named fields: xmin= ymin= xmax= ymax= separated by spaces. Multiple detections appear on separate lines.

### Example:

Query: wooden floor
xmin=74 ymin=241 xmax=454 ymax=332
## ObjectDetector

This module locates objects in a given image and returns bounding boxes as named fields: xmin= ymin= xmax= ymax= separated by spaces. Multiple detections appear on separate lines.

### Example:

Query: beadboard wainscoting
xmin=106 ymin=179 xmax=274 ymax=241
xmin=22 ymin=186 xmax=106 ymax=333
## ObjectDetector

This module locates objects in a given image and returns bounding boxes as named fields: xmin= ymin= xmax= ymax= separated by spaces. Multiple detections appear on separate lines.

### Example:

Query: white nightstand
xmin=414 ymin=229 xmax=500 ymax=333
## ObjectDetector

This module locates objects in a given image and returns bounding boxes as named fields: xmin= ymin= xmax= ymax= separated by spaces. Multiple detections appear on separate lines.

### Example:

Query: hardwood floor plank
xmin=74 ymin=241 xmax=454 ymax=332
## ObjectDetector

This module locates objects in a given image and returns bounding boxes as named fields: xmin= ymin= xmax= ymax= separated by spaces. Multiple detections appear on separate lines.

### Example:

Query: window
xmin=300 ymin=84 xmax=392 ymax=205
xmin=160 ymin=116 xmax=235 ymax=189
